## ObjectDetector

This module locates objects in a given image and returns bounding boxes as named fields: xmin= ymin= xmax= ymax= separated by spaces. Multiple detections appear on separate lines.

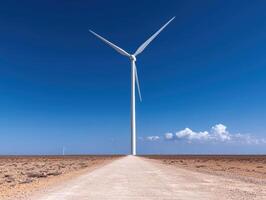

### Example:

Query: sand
xmin=1 ymin=155 xmax=265 ymax=200
xmin=0 ymin=155 xmax=120 ymax=200
xmin=31 ymin=156 xmax=266 ymax=200
xmin=144 ymin=155 xmax=266 ymax=184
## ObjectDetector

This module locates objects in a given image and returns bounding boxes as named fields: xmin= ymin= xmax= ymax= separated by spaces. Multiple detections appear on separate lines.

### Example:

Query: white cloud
xmin=211 ymin=124 xmax=230 ymax=141
xmin=164 ymin=132 xmax=174 ymax=140
xmin=161 ymin=123 xmax=266 ymax=145
xmin=232 ymin=133 xmax=266 ymax=145
xmin=146 ymin=136 xmax=160 ymax=141
xmin=176 ymin=128 xmax=210 ymax=140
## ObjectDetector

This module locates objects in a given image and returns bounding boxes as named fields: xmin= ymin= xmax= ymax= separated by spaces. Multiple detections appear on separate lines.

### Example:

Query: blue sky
xmin=0 ymin=0 xmax=266 ymax=155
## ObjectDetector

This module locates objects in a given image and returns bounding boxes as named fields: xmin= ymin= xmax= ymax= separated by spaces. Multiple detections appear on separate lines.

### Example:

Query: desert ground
xmin=0 ymin=155 xmax=119 ymax=200
xmin=0 ymin=155 xmax=265 ymax=200
xmin=145 ymin=155 xmax=266 ymax=183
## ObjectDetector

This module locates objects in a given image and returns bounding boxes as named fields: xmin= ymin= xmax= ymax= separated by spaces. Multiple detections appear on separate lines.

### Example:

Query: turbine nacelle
xmin=130 ymin=55 xmax=137 ymax=62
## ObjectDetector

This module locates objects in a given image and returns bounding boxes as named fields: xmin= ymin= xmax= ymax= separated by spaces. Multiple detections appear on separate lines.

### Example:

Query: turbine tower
xmin=90 ymin=17 xmax=175 ymax=155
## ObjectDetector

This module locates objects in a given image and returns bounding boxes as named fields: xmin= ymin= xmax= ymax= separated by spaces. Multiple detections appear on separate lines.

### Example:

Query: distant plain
xmin=145 ymin=155 xmax=266 ymax=183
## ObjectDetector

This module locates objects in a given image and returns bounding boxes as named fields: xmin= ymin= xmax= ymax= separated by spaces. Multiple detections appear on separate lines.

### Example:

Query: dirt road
xmin=31 ymin=156 xmax=266 ymax=200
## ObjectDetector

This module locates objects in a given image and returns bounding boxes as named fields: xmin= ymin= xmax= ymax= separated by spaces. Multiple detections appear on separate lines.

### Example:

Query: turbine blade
xmin=134 ymin=17 xmax=175 ymax=56
xmin=134 ymin=62 xmax=142 ymax=102
xmin=89 ymin=30 xmax=130 ymax=57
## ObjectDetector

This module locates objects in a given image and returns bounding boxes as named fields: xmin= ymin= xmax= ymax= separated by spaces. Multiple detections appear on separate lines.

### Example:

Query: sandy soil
xmin=144 ymin=155 xmax=266 ymax=184
xmin=0 ymin=155 xmax=120 ymax=200
xmin=31 ymin=156 xmax=266 ymax=200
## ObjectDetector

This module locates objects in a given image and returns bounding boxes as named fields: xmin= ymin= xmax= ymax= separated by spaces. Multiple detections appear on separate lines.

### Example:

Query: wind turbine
xmin=62 ymin=146 xmax=65 ymax=156
xmin=90 ymin=17 xmax=175 ymax=155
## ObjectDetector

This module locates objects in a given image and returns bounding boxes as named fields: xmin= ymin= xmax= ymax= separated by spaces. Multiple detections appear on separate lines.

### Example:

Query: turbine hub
xmin=130 ymin=55 xmax=136 ymax=61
